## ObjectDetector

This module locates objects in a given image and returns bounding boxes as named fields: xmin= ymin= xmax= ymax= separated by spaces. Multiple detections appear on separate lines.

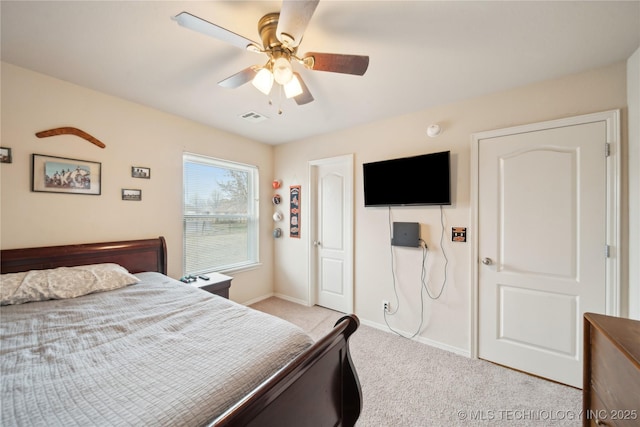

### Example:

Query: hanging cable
xmin=386 ymin=206 xmax=400 ymax=315
xmin=383 ymin=205 xmax=450 ymax=339
xmin=384 ymin=207 xmax=425 ymax=339
xmin=422 ymin=205 xmax=449 ymax=300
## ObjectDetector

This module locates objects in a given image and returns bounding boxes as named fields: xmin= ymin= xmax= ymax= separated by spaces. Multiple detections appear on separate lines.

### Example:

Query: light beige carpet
xmin=251 ymin=297 xmax=582 ymax=426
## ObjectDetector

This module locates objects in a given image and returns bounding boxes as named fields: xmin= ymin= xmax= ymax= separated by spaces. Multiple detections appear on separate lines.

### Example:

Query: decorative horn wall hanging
xmin=36 ymin=127 xmax=106 ymax=149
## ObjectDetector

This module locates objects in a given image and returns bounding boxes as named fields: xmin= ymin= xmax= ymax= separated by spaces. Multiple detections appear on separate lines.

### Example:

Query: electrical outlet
xmin=382 ymin=300 xmax=390 ymax=312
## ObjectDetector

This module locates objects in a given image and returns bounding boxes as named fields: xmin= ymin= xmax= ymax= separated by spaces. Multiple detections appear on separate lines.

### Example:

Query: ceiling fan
xmin=173 ymin=0 xmax=369 ymax=106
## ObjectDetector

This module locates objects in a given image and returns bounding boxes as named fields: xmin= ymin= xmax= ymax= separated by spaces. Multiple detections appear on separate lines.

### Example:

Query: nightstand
xmin=190 ymin=273 xmax=232 ymax=299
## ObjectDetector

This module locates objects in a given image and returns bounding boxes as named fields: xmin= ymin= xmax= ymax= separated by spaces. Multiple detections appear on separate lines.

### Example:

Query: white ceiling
xmin=2 ymin=1 xmax=639 ymax=145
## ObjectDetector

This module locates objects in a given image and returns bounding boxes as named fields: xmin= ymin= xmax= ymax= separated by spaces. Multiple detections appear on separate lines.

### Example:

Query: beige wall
xmin=1 ymin=59 xmax=633 ymax=352
xmin=0 ymin=62 xmax=275 ymax=304
xmin=273 ymin=61 xmax=629 ymax=354
xmin=628 ymin=47 xmax=639 ymax=319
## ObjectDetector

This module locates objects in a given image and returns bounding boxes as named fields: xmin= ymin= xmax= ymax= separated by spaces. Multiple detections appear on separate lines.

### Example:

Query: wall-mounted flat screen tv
xmin=363 ymin=151 xmax=451 ymax=206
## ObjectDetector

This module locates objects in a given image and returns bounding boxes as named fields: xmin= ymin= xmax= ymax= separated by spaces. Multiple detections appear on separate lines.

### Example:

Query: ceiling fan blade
xmin=173 ymin=12 xmax=261 ymax=52
xmin=276 ymin=0 xmax=319 ymax=48
xmin=293 ymin=73 xmax=314 ymax=105
xmin=302 ymin=52 xmax=369 ymax=76
xmin=218 ymin=66 xmax=259 ymax=88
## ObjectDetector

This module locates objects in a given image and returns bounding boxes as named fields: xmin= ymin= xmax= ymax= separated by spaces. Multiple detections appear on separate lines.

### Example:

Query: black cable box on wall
xmin=391 ymin=222 xmax=420 ymax=247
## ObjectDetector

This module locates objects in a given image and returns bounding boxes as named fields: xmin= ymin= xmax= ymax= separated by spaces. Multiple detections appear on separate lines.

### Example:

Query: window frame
xmin=182 ymin=152 xmax=260 ymax=275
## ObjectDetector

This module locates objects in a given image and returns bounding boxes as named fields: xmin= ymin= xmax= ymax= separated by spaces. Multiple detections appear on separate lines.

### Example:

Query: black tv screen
xmin=363 ymin=151 xmax=451 ymax=206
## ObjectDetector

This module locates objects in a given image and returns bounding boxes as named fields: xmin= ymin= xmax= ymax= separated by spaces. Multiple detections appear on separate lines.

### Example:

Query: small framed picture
xmin=0 ymin=147 xmax=12 ymax=163
xmin=131 ymin=166 xmax=150 ymax=179
xmin=122 ymin=189 xmax=142 ymax=201
xmin=290 ymin=185 xmax=301 ymax=238
xmin=32 ymin=153 xmax=101 ymax=195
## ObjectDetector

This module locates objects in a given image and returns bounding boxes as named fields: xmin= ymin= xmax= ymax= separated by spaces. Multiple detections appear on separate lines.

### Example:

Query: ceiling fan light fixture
xmin=175 ymin=6 xmax=370 ymax=107
xmin=252 ymin=68 xmax=274 ymax=95
xmin=284 ymin=75 xmax=303 ymax=98
xmin=273 ymin=57 xmax=294 ymax=85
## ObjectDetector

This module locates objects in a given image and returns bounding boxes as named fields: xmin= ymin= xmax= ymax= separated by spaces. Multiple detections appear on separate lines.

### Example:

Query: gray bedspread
xmin=0 ymin=272 xmax=313 ymax=426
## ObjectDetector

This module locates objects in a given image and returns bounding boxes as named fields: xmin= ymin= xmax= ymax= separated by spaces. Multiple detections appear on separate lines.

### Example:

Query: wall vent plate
xmin=391 ymin=222 xmax=420 ymax=247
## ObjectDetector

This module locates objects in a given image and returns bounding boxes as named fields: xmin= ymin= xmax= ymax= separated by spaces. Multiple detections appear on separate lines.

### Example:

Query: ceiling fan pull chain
xmin=277 ymin=85 xmax=284 ymax=115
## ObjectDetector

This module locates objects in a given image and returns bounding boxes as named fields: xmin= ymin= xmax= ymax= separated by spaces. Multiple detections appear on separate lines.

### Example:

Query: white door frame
xmin=469 ymin=110 xmax=621 ymax=358
xmin=307 ymin=154 xmax=355 ymax=310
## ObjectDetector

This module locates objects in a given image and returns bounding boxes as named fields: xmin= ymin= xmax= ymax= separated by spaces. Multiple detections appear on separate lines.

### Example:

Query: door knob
xmin=313 ymin=240 xmax=322 ymax=247
xmin=481 ymin=257 xmax=493 ymax=265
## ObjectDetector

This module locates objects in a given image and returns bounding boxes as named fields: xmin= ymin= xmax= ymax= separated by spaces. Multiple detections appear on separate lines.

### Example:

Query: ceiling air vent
xmin=240 ymin=111 xmax=268 ymax=123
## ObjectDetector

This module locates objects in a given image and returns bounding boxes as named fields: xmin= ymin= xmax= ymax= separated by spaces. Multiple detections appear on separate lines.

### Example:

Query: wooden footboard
xmin=211 ymin=314 xmax=362 ymax=427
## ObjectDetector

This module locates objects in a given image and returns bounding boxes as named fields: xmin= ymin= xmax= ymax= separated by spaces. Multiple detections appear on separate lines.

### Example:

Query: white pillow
xmin=0 ymin=263 xmax=140 ymax=306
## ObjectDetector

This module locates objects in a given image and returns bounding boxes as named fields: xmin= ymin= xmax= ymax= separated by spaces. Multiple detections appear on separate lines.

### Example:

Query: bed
xmin=0 ymin=236 xmax=362 ymax=426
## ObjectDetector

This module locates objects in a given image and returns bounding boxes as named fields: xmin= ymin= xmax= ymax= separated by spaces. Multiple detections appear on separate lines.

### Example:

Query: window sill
xmin=214 ymin=262 xmax=263 ymax=275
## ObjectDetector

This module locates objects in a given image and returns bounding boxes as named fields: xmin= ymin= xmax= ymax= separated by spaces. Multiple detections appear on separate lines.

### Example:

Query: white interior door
xmin=475 ymin=112 xmax=618 ymax=388
xmin=309 ymin=155 xmax=354 ymax=313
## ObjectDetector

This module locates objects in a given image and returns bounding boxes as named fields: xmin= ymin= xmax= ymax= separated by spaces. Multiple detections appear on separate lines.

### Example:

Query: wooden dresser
xmin=583 ymin=313 xmax=640 ymax=426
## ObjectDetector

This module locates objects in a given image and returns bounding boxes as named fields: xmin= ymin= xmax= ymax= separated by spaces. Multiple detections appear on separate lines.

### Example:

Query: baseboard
xmin=272 ymin=292 xmax=310 ymax=306
xmin=359 ymin=318 xmax=471 ymax=358
xmin=245 ymin=295 xmax=471 ymax=357
xmin=241 ymin=292 xmax=310 ymax=307
xmin=241 ymin=293 xmax=274 ymax=306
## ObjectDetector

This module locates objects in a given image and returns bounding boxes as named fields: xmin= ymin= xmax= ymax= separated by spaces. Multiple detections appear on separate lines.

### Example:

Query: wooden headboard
xmin=0 ymin=237 xmax=167 ymax=275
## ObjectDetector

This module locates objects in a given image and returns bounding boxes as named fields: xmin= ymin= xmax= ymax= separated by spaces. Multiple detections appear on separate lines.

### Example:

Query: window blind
xmin=183 ymin=153 xmax=259 ymax=274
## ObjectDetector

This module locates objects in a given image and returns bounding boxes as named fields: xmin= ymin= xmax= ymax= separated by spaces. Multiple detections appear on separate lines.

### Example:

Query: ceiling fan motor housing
xmin=259 ymin=13 xmax=296 ymax=55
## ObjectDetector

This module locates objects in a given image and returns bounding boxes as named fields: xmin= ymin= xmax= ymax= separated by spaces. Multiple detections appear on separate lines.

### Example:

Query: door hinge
xmin=605 ymin=245 xmax=611 ymax=258
xmin=605 ymin=143 xmax=611 ymax=157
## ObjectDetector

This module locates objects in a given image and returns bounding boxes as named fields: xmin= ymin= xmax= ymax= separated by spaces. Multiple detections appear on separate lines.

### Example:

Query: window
xmin=183 ymin=153 xmax=259 ymax=274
